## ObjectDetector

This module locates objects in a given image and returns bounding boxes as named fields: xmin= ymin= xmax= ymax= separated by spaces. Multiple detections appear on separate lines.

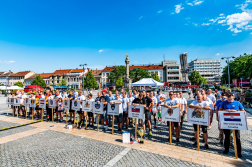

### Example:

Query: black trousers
xmin=46 ymin=107 xmax=53 ymax=121
xmin=223 ymin=129 xmax=241 ymax=154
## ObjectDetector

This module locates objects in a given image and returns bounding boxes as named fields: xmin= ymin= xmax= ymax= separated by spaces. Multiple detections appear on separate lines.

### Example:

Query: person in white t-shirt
xmin=150 ymin=91 xmax=158 ymax=128
xmin=61 ymin=90 xmax=68 ymax=99
xmin=207 ymin=89 xmax=216 ymax=129
xmin=188 ymin=94 xmax=211 ymax=150
xmin=188 ymin=88 xmax=192 ymax=98
xmin=73 ymin=89 xmax=78 ymax=97
xmin=164 ymin=91 xmax=180 ymax=143
xmin=132 ymin=90 xmax=139 ymax=99
xmin=179 ymin=91 xmax=187 ymax=129
xmin=110 ymin=93 xmax=123 ymax=131
xmin=86 ymin=93 xmax=95 ymax=127
xmin=122 ymin=92 xmax=129 ymax=129
xmin=127 ymin=91 xmax=135 ymax=127
xmin=156 ymin=91 xmax=166 ymax=104
xmin=75 ymin=90 xmax=86 ymax=128
xmin=54 ymin=90 xmax=62 ymax=122
xmin=20 ymin=91 xmax=27 ymax=117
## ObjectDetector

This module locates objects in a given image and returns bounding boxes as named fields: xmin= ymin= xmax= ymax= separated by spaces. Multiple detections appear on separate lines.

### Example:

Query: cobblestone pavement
xmin=113 ymin=149 xmax=205 ymax=167
xmin=0 ymin=130 xmax=204 ymax=167
xmin=0 ymin=120 xmax=36 ymax=138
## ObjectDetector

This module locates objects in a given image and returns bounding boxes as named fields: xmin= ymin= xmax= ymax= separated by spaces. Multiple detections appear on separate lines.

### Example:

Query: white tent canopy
xmin=131 ymin=78 xmax=164 ymax=87
xmin=0 ymin=86 xmax=23 ymax=90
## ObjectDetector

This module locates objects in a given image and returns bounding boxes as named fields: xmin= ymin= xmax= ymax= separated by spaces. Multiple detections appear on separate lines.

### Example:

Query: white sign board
xmin=82 ymin=101 xmax=92 ymax=112
xmin=92 ymin=102 xmax=104 ymax=114
xmin=6 ymin=98 xmax=10 ymax=104
xmin=48 ymin=99 xmax=56 ymax=109
xmin=13 ymin=98 xmax=20 ymax=106
xmin=218 ymin=111 xmax=248 ymax=130
xmin=24 ymin=98 xmax=30 ymax=107
xmin=30 ymin=99 xmax=36 ymax=108
xmin=71 ymin=100 xmax=80 ymax=111
xmin=39 ymin=99 xmax=46 ymax=109
xmin=107 ymin=103 xmax=119 ymax=116
xmin=63 ymin=100 xmax=70 ymax=110
xmin=128 ymin=105 xmax=144 ymax=120
xmin=161 ymin=107 xmax=180 ymax=122
xmin=187 ymin=108 xmax=210 ymax=126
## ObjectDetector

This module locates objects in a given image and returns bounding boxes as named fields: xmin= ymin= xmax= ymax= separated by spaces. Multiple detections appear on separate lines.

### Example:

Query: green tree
xmin=58 ymin=79 xmax=67 ymax=86
xmin=115 ymin=77 xmax=124 ymax=87
xmin=84 ymin=71 xmax=98 ymax=89
xmin=31 ymin=75 xmax=46 ymax=87
xmin=131 ymin=68 xmax=151 ymax=82
xmin=14 ymin=81 xmax=23 ymax=88
xmin=188 ymin=71 xmax=207 ymax=85
xmin=108 ymin=66 xmax=126 ymax=83
xmin=151 ymin=73 xmax=161 ymax=82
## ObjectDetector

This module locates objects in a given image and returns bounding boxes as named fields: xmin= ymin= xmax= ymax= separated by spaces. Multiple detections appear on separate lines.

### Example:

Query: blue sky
xmin=0 ymin=0 xmax=252 ymax=73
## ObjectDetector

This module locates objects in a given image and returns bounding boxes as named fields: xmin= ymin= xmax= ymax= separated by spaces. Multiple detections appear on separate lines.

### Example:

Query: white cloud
xmin=215 ymin=53 xmax=223 ymax=56
xmin=0 ymin=60 xmax=15 ymax=64
xmin=187 ymin=0 xmax=204 ymax=6
xmin=157 ymin=10 xmax=162 ymax=14
xmin=139 ymin=16 xmax=143 ymax=20
xmin=193 ymin=23 xmax=198 ymax=27
xmin=218 ymin=20 xmax=226 ymax=24
xmin=171 ymin=12 xmax=175 ymax=15
xmin=250 ymin=32 xmax=252 ymax=34
xmin=175 ymin=4 xmax=184 ymax=13
xmin=98 ymin=50 xmax=104 ymax=53
xmin=202 ymin=23 xmax=211 ymax=26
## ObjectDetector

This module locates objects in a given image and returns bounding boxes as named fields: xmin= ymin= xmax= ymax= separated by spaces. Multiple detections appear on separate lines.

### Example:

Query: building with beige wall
xmin=8 ymin=71 xmax=35 ymax=87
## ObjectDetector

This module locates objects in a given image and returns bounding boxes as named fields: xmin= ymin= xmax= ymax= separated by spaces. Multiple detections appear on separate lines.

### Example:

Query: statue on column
xmin=125 ymin=54 xmax=131 ymax=89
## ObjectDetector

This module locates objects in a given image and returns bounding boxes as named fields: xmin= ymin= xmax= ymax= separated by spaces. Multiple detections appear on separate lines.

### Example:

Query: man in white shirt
xmin=207 ymin=89 xmax=216 ymax=129
xmin=73 ymin=89 xmax=78 ymax=97
xmin=179 ymin=91 xmax=187 ymax=129
xmin=127 ymin=91 xmax=135 ymax=127
xmin=188 ymin=94 xmax=211 ymax=149
xmin=150 ymin=91 xmax=158 ymax=128
xmin=132 ymin=90 xmax=139 ymax=99
xmin=156 ymin=91 xmax=166 ymax=105
xmin=122 ymin=92 xmax=129 ymax=129
xmin=164 ymin=91 xmax=180 ymax=143
xmin=61 ymin=90 xmax=68 ymax=99
xmin=75 ymin=90 xmax=86 ymax=128
xmin=110 ymin=93 xmax=123 ymax=131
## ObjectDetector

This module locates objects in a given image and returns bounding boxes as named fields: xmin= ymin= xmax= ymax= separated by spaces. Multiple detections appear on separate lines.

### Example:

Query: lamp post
xmin=79 ymin=64 xmax=87 ymax=94
xmin=221 ymin=56 xmax=235 ymax=88
xmin=5 ymin=75 xmax=8 ymax=97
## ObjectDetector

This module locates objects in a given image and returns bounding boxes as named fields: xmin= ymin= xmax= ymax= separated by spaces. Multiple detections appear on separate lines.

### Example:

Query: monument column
xmin=125 ymin=54 xmax=131 ymax=89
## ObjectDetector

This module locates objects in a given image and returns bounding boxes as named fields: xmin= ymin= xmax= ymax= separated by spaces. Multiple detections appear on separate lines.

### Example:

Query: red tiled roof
xmin=11 ymin=71 xmax=32 ymax=77
xmin=0 ymin=72 xmax=4 ymax=75
xmin=40 ymin=73 xmax=53 ymax=78
xmin=101 ymin=65 xmax=163 ymax=72
xmin=71 ymin=69 xmax=84 ymax=73
xmin=51 ymin=69 xmax=72 ymax=76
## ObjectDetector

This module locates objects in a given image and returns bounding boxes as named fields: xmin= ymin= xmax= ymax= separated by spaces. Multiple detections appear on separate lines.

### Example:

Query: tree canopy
xmin=14 ymin=81 xmax=23 ymax=88
xmin=188 ymin=71 xmax=207 ymax=85
xmin=151 ymin=73 xmax=161 ymax=82
xmin=115 ymin=77 xmax=124 ymax=87
xmin=84 ymin=71 xmax=98 ymax=89
xmin=58 ymin=79 xmax=67 ymax=86
xmin=31 ymin=75 xmax=46 ymax=87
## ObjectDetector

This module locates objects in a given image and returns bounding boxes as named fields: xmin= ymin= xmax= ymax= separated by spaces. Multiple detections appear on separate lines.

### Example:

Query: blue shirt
xmin=95 ymin=96 xmax=109 ymax=110
xmin=215 ymin=100 xmax=222 ymax=107
xmin=216 ymin=101 xmax=224 ymax=111
xmin=220 ymin=100 xmax=244 ymax=111
xmin=108 ymin=96 xmax=115 ymax=102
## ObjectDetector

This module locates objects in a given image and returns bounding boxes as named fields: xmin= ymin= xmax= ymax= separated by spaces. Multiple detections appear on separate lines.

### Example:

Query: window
xmin=160 ymin=71 xmax=162 ymax=75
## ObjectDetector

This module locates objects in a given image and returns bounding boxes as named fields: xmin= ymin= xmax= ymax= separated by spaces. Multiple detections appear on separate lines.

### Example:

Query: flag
xmin=224 ymin=113 xmax=241 ymax=122
xmin=132 ymin=108 xmax=140 ymax=113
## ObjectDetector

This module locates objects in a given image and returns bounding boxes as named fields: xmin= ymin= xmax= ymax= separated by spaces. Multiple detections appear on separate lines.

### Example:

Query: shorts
xmin=167 ymin=122 xmax=179 ymax=127
xmin=88 ymin=112 xmax=93 ymax=117
xmin=116 ymin=113 xmax=123 ymax=123
xmin=69 ymin=109 xmax=75 ymax=113
xmin=152 ymin=112 xmax=156 ymax=116
xmin=181 ymin=111 xmax=185 ymax=121
xmin=193 ymin=124 xmax=207 ymax=133
xmin=35 ymin=106 xmax=41 ymax=110
xmin=145 ymin=111 xmax=151 ymax=121
xmin=99 ymin=110 xmax=108 ymax=120
xmin=123 ymin=112 xmax=128 ymax=118
xmin=77 ymin=108 xmax=84 ymax=115
xmin=157 ymin=111 xmax=161 ymax=118
xmin=58 ymin=110 xmax=64 ymax=112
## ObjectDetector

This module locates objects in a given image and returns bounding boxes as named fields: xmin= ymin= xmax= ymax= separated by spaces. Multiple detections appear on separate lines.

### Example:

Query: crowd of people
xmin=7 ymin=87 xmax=245 ymax=158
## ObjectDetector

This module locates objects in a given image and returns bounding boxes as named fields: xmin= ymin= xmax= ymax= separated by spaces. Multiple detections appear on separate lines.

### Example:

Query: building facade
xmin=0 ymin=71 xmax=13 ymax=86
xmin=25 ymin=73 xmax=53 ymax=86
xmin=162 ymin=60 xmax=182 ymax=83
xmin=188 ymin=59 xmax=221 ymax=83
xmin=66 ymin=69 xmax=87 ymax=89
xmin=8 ymin=71 xmax=35 ymax=87
xmin=50 ymin=69 xmax=72 ymax=86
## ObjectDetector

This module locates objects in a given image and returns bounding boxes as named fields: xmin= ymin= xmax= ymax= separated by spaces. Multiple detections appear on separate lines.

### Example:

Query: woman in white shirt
xmin=87 ymin=94 xmax=95 ymax=127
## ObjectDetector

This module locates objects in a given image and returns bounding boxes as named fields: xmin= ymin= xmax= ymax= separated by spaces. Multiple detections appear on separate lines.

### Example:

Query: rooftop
xmin=10 ymin=71 xmax=32 ymax=77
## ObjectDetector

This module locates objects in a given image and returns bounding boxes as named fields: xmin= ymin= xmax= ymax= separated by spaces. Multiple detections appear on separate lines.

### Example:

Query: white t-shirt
xmin=191 ymin=100 xmax=208 ymax=107
xmin=128 ymin=96 xmax=135 ymax=105
xmin=132 ymin=94 xmax=139 ymax=99
xmin=157 ymin=94 xmax=166 ymax=103
xmin=20 ymin=94 xmax=27 ymax=104
xmin=122 ymin=98 xmax=129 ymax=112
xmin=151 ymin=96 xmax=158 ymax=112
xmin=188 ymin=88 xmax=191 ymax=93
xmin=41 ymin=95 xmax=45 ymax=99
xmin=47 ymin=95 xmax=54 ymax=100
xmin=74 ymin=92 xmax=78 ymax=97
xmin=113 ymin=99 xmax=123 ymax=114
xmin=75 ymin=95 xmax=86 ymax=108
xmin=207 ymin=94 xmax=216 ymax=103
xmin=62 ymin=93 xmax=68 ymax=99
xmin=165 ymin=98 xmax=178 ymax=106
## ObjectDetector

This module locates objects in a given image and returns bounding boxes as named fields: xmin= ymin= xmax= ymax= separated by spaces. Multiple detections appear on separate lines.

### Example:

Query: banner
xmin=128 ymin=105 xmax=144 ymax=119
xmin=71 ymin=100 xmax=80 ymax=111
xmin=93 ymin=102 xmax=104 ymax=114
xmin=30 ymin=99 xmax=36 ymax=108
xmin=187 ymin=108 xmax=210 ymax=126
xmin=13 ymin=98 xmax=20 ymax=106
xmin=39 ymin=99 xmax=46 ymax=109
xmin=161 ymin=107 xmax=180 ymax=122
xmin=48 ymin=99 xmax=56 ymax=109
xmin=63 ymin=100 xmax=70 ymax=110
xmin=82 ymin=101 xmax=92 ymax=112
xmin=24 ymin=98 xmax=30 ymax=107
xmin=218 ymin=111 xmax=248 ymax=130
xmin=107 ymin=103 xmax=119 ymax=115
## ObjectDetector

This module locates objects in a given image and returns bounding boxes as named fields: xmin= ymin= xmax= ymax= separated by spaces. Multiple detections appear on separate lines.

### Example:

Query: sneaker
xmin=54 ymin=118 xmax=58 ymax=122
xmin=100 ymin=125 xmax=104 ymax=129
xmin=90 ymin=125 xmax=94 ymax=127
xmin=148 ymin=131 xmax=152 ymax=136
xmin=118 ymin=128 xmax=122 ymax=131
xmin=193 ymin=141 xmax=197 ymax=146
xmin=59 ymin=120 xmax=63 ymax=122
xmin=176 ymin=138 xmax=180 ymax=143
xmin=223 ymin=150 xmax=229 ymax=154
xmin=204 ymin=143 xmax=209 ymax=149
xmin=190 ymin=137 xmax=196 ymax=141
xmin=105 ymin=126 xmax=108 ymax=131
xmin=87 ymin=124 xmax=90 ymax=127
xmin=68 ymin=119 xmax=72 ymax=122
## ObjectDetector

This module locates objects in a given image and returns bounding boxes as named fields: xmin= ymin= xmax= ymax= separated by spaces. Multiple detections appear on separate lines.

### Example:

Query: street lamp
xmin=79 ymin=64 xmax=87 ymax=94
xmin=221 ymin=56 xmax=235 ymax=87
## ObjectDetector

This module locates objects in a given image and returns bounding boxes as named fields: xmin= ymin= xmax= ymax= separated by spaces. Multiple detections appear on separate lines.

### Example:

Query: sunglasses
xmin=169 ymin=94 xmax=173 ymax=96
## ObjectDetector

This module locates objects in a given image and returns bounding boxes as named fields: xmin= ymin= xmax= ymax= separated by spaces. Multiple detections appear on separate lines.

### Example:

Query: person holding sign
xmin=142 ymin=90 xmax=154 ymax=136
xmin=110 ymin=94 xmax=123 ymax=131
xmin=156 ymin=91 xmax=166 ymax=105
xmin=67 ymin=90 xmax=75 ymax=123
xmin=150 ymin=91 xmax=158 ymax=128
xmin=46 ymin=91 xmax=54 ymax=121
xmin=219 ymin=92 xmax=244 ymax=158
xmin=122 ymin=92 xmax=129 ymax=129
xmin=108 ymin=90 xmax=116 ymax=125
xmin=98 ymin=90 xmax=109 ymax=130
xmin=87 ymin=94 xmax=95 ymax=127
xmin=216 ymin=92 xmax=227 ymax=145
xmin=57 ymin=98 xmax=64 ymax=122
xmin=188 ymin=94 xmax=211 ymax=149
xmin=35 ymin=92 xmax=42 ymax=119
xmin=164 ymin=91 xmax=180 ymax=143
xmin=28 ymin=93 xmax=35 ymax=117
xmin=179 ymin=91 xmax=187 ymax=129
xmin=75 ymin=90 xmax=86 ymax=128
xmin=54 ymin=90 xmax=62 ymax=122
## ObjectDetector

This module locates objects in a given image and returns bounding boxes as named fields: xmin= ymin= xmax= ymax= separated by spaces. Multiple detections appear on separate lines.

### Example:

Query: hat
xmin=227 ymin=92 xmax=234 ymax=97
xmin=101 ymin=89 xmax=107 ymax=93
xmin=217 ymin=94 xmax=221 ymax=97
